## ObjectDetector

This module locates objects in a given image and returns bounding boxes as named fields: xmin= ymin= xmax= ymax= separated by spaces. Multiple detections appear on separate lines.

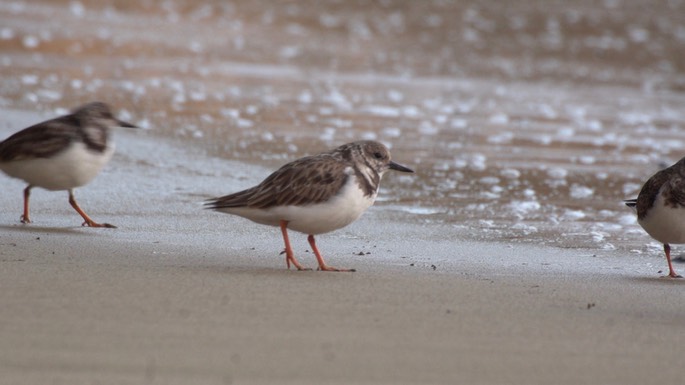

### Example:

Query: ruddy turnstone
xmin=206 ymin=140 xmax=414 ymax=272
xmin=625 ymin=157 xmax=685 ymax=278
xmin=0 ymin=102 xmax=137 ymax=228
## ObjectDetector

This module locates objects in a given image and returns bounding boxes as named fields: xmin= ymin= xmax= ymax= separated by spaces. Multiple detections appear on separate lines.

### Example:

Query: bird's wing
xmin=663 ymin=170 xmax=685 ymax=209
xmin=206 ymin=155 xmax=350 ymax=209
xmin=0 ymin=116 xmax=80 ymax=161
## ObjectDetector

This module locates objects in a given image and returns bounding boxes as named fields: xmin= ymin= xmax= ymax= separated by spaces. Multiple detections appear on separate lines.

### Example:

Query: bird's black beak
xmin=117 ymin=119 xmax=139 ymax=129
xmin=389 ymin=161 xmax=414 ymax=173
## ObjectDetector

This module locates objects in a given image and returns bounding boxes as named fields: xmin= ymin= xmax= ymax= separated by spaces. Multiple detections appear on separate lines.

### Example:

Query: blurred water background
xmin=1 ymin=0 xmax=685 ymax=254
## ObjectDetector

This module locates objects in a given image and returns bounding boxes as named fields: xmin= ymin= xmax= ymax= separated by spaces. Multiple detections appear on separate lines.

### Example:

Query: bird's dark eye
xmin=373 ymin=152 xmax=383 ymax=159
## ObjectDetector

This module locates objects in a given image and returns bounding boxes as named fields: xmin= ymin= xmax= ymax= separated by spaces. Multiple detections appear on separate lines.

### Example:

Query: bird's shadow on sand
xmin=625 ymin=275 xmax=685 ymax=285
xmin=173 ymin=263 xmax=356 ymax=278
xmin=0 ymin=223 xmax=107 ymax=236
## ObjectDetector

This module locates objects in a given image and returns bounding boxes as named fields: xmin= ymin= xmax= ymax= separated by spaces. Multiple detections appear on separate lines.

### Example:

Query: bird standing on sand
xmin=625 ymin=156 xmax=685 ymax=278
xmin=206 ymin=140 xmax=414 ymax=272
xmin=0 ymin=102 xmax=137 ymax=228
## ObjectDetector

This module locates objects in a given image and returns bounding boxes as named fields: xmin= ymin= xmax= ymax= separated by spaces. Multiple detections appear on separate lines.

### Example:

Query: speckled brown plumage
xmin=207 ymin=140 xmax=404 ymax=210
xmin=633 ymin=157 xmax=685 ymax=220
xmin=0 ymin=102 xmax=132 ymax=161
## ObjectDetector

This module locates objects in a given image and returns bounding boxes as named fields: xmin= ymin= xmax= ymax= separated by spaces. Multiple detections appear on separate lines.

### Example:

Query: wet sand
xmin=2 ymin=1 xmax=685 ymax=383
xmin=1 ymin=111 xmax=685 ymax=384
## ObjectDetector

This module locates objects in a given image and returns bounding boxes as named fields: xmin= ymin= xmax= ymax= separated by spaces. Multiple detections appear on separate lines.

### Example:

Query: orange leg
xmin=663 ymin=244 xmax=682 ymax=278
xmin=68 ymin=189 xmax=116 ymax=228
xmin=279 ymin=220 xmax=310 ymax=271
xmin=307 ymin=234 xmax=355 ymax=272
xmin=20 ymin=185 xmax=32 ymax=223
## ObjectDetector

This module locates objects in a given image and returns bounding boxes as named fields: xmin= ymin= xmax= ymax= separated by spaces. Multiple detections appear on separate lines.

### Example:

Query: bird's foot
xmin=288 ymin=258 xmax=312 ymax=271
xmin=282 ymin=250 xmax=311 ymax=271
xmin=82 ymin=220 xmax=117 ymax=228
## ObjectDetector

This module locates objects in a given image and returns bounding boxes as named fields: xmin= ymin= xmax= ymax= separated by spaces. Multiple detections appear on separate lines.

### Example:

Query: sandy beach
xmin=1 ymin=114 xmax=684 ymax=384
xmin=2 ymin=1 xmax=685 ymax=384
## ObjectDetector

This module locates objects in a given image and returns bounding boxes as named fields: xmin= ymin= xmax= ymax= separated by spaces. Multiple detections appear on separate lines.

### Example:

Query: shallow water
xmin=1 ymin=0 xmax=685 ymax=254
